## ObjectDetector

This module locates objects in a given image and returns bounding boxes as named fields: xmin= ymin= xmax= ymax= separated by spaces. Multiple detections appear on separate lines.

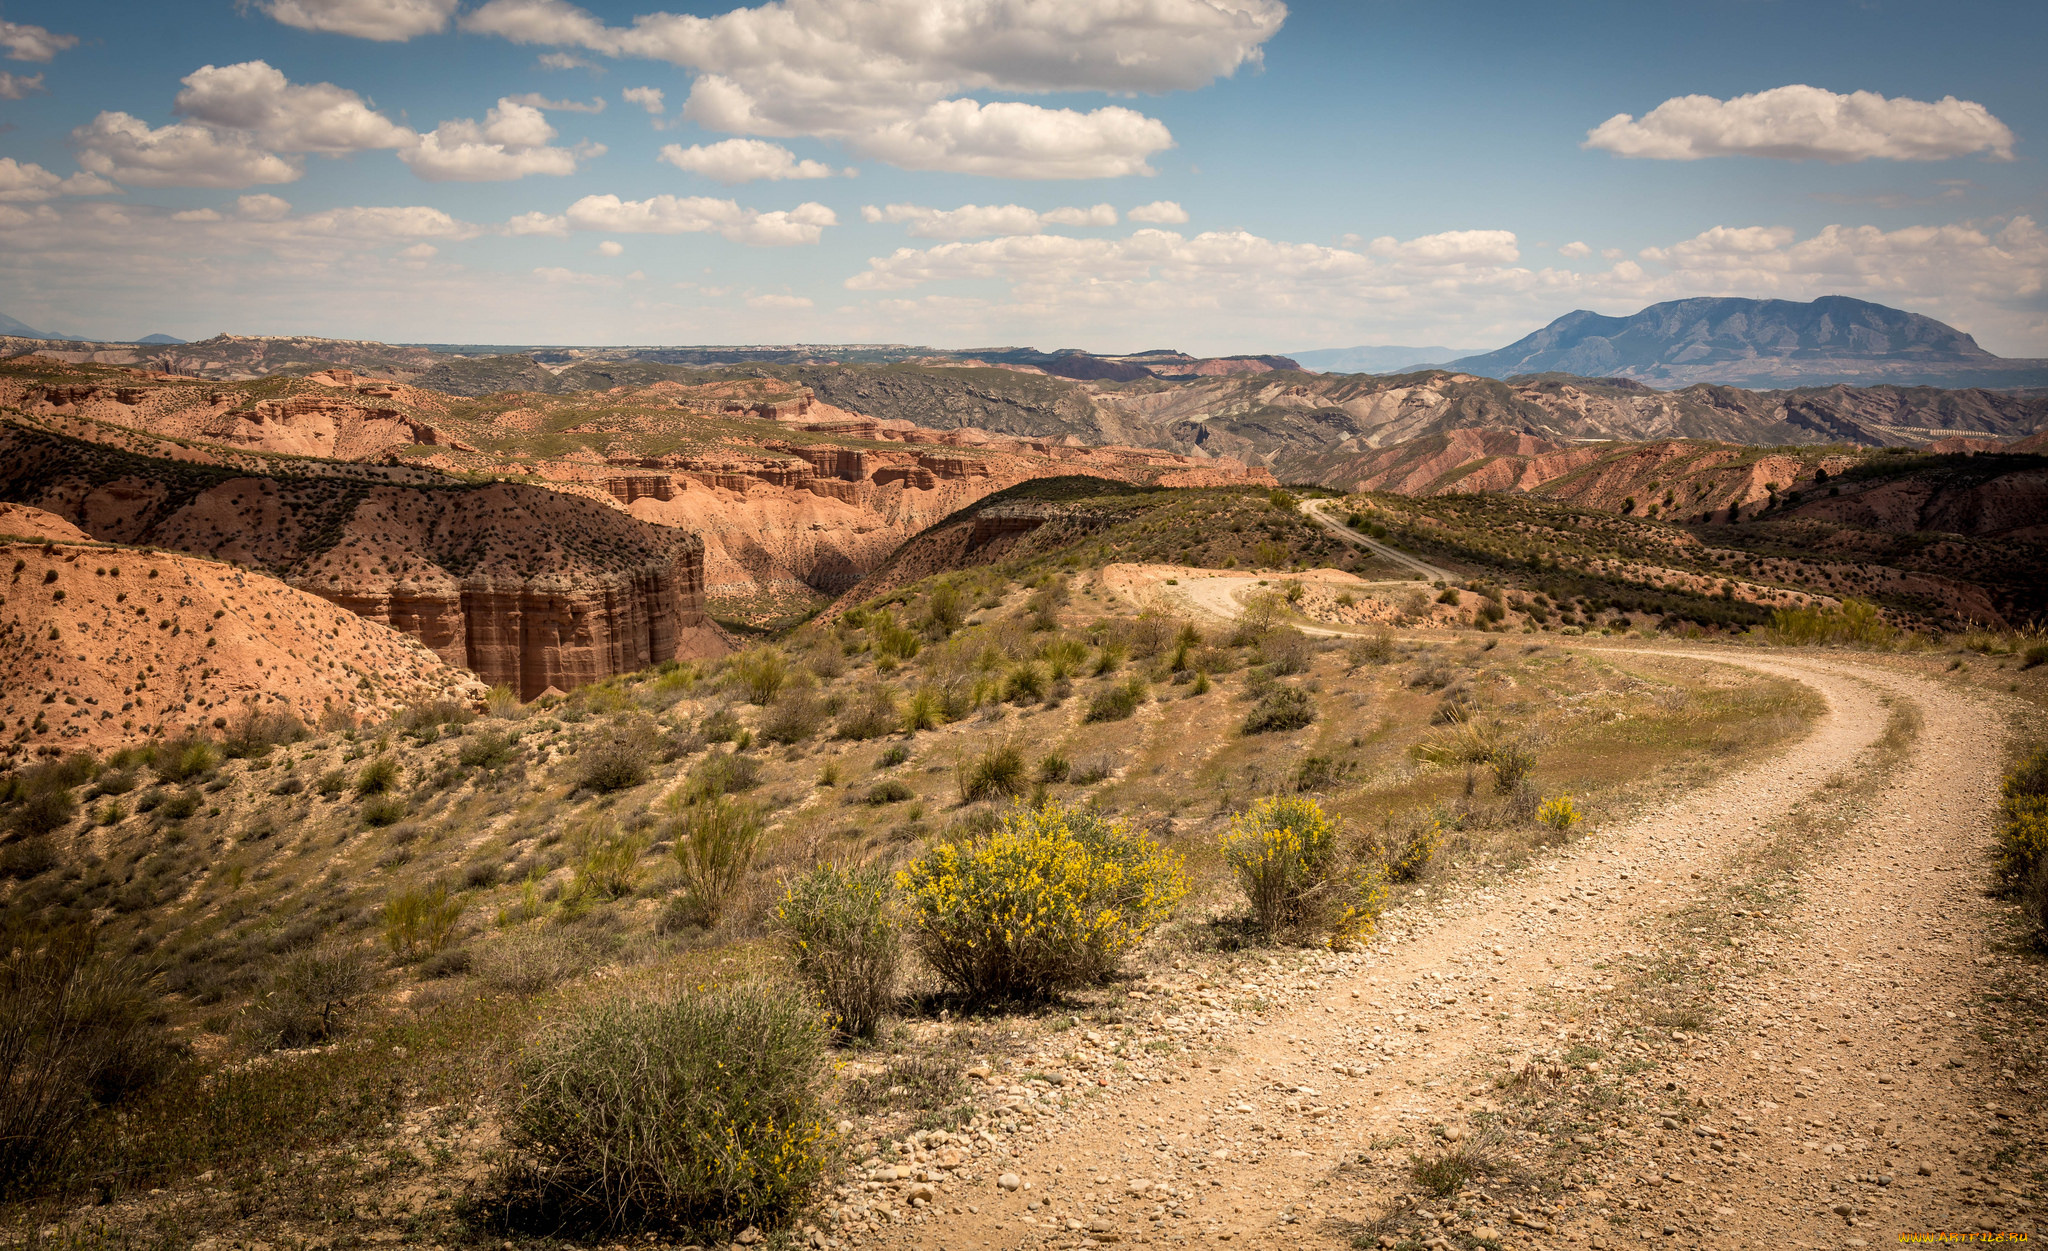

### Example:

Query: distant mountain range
xmin=1287 ymin=344 xmax=1482 ymax=374
xmin=1 ymin=312 xmax=184 ymax=344
xmin=1443 ymin=296 xmax=2048 ymax=389
xmin=4 ymin=296 xmax=2042 ymax=390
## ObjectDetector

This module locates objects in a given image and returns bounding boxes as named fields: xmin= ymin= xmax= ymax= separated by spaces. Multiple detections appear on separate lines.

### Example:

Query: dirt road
xmin=875 ymin=649 xmax=2030 ymax=1250
xmin=1300 ymin=499 xmax=1455 ymax=583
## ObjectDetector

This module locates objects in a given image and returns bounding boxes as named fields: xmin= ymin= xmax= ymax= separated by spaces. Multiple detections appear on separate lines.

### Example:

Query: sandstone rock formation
xmin=1 ymin=540 xmax=483 ymax=760
xmin=0 ymin=423 xmax=726 ymax=699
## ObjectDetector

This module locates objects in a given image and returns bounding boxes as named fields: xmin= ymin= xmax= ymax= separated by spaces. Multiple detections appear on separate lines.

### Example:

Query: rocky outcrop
xmin=0 ymin=424 xmax=727 ymax=698
xmin=591 ymin=430 xmax=1275 ymax=598
xmin=0 ymin=539 xmax=483 ymax=760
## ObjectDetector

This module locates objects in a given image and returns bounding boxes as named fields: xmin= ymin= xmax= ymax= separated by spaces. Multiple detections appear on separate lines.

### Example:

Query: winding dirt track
xmin=1300 ymin=498 xmax=1456 ymax=583
xmin=916 ymin=643 xmax=2024 ymax=1250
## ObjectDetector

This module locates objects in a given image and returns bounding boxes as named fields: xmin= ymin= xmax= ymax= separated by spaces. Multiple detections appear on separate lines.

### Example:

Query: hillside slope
xmin=3 ymin=539 xmax=481 ymax=760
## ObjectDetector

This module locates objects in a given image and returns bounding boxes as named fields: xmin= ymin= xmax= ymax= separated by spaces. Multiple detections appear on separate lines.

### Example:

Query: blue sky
xmin=0 ymin=0 xmax=2042 ymax=355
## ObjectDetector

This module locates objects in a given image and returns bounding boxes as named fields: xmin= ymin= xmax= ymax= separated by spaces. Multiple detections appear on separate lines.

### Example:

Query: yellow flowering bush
xmin=504 ymin=983 xmax=827 ymax=1235
xmin=1222 ymin=796 xmax=1340 ymax=936
xmin=1999 ymin=746 xmax=2048 ymax=885
xmin=900 ymin=801 xmax=1188 ymax=1000
xmin=1385 ymin=818 xmax=1445 ymax=882
xmin=1223 ymin=796 xmax=1387 ymax=943
xmin=1536 ymin=794 xmax=1582 ymax=833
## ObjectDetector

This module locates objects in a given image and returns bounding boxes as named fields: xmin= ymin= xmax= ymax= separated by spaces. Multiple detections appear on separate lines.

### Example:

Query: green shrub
xmin=0 ymin=925 xmax=177 ymax=1197
xmin=834 ymin=684 xmax=900 ymax=741
xmin=685 ymin=750 xmax=759 ymax=802
xmin=879 ymin=743 xmax=910 ymax=768
xmin=1083 ymin=676 xmax=1147 ymax=723
xmin=903 ymin=686 xmax=945 ymax=732
xmin=665 ymin=795 xmax=765 ymax=928
xmin=459 ymin=730 xmax=519 ymax=770
xmin=772 ymin=863 xmax=899 ymax=1041
xmin=1 ymin=836 xmax=56 ymax=880
xmin=576 ymin=734 xmax=650 ymax=794
xmin=1221 ymin=796 xmax=1385 ymax=943
xmin=382 ymin=882 xmax=466 ymax=959
xmin=354 ymin=755 xmax=400 ymax=796
xmin=730 ymin=646 xmax=789 ymax=706
xmin=1036 ymin=752 xmax=1071 ymax=784
xmin=1998 ymin=745 xmax=2048 ymax=889
xmin=699 ymin=706 xmax=743 ymax=743
xmin=1039 ymin=637 xmax=1088 ymax=680
xmin=474 ymin=928 xmax=594 ymax=995
xmin=500 ymin=982 xmax=827 ymax=1234
xmin=870 ymin=612 xmax=922 ymax=661
xmin=1346 ymin=628 xmax=1396 ymax=667
xmin=159 ymin=790 xmax=202 ymax=822
xmin=8 ymin=787 xmax=75 ymax=838
xmin=222 ymin=707 xmax=306 ymax=758
xmin=242 ymin=945 xmax=374 ymax=1050
xmin=2024 ymin=643 xmax=2048 ymax=670
xmin=362 ymin=794 xmax=407 ymax=827
xmin=2025 ymin=862 xmax=2048 ymax=951
xmin=865 ymin=780 xmax=915 ymax=805
xmin=1260 ymin=628 xmax=1313 ymax=676
xmin=955 ymin=739 xmax=1027 ymax=803
xmin=315 ymin=767 xmax=348 ymax=796
xmin=570 ymin=818 xmax=646 ymax=902
xmin=900 ymin=801 xmax=1187 ymax=1001
xmin=155 ymin=736 xmax=219 ymax=784
xmin=760 ymin=685 xmax=827 ymax=744
xmin=1489 ymin=740 xmax=1536 ymax=792
xmin=1291 ymin=753 xmax=1351 ymax=793
xmin=1242 ymin=686 xmax=1315 ymax=734
xmin=1003 ymin=662 xmax=1047 ymax=704
xmin=1769 ymin=598 xmax=1896 ymax=648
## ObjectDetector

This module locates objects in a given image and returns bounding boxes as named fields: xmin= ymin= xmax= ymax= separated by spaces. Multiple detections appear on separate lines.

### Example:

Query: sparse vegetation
xmin=1242 ymin=685 xmax=1314 ymax=734
xmin=665 ymin=793 xmax=765 ymax=929
xmin=498 ymin=982 xmax=827 ymax=1235
xmin=771 ymin=862 xmax=899 ymax=1040
xmin=955 ymin=738 xmax=1027 ymax=803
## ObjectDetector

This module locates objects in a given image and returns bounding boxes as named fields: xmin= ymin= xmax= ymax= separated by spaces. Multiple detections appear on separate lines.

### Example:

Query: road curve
xmin=913 ymin=625 xmax=2020 ymax=1248
xmin=1301 ymin=497 xmax=1456 ymax=583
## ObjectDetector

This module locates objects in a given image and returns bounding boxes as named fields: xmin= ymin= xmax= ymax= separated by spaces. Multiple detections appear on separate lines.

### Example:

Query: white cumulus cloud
xmin=659 ymin=137 xmax=835 ymax=183
xmin=747 ymin=292 xmax=813 ymax=309
xmin=503 ymin=209 xmax=569 ymax=235
xmin=622 ymin=86 xmax=665 ymax=114
xmin=1585 ymin=85 xmax=2016 ymax=163
xmin=257 ymin=0 xmax=460 ymax=41
xmin=0 ymin=70 xmax=44 ymax=99
xmin=595 ymin=239 xmax=623 ymax=256
xmin=1367 ymin=229 xmax=1520 ymax=266
xmin=459 ymin=0 xmax=1282 ymax=176
xmin=854 ymin=99 xmax=1172 ymax=179
xmin=236 ymin=193 xmax=293 ymax=220
xmin=72 ymin=112 xmax=302 ymax=188
xmin=506 ymin=92 xmax=606 ymax=112
xmin=862 ymin=201 xmax=1116 ymax=239
xmin=0 ymin=158 xmax=116 ymax=202
xmin=1557 ymin=240 xmax=1591 ymax=259
xmin=563 ymin=192 xmax=835 ymax=244
xmin=1128 ymin=200 xmax=1189 ymax=224
xmin=174 ymin=61 xmax=416 ymax=154
xmin=400 ymin=98 xmax=602 ymax=180
xmin=0 ymin=19 xmax=76 ymax=62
